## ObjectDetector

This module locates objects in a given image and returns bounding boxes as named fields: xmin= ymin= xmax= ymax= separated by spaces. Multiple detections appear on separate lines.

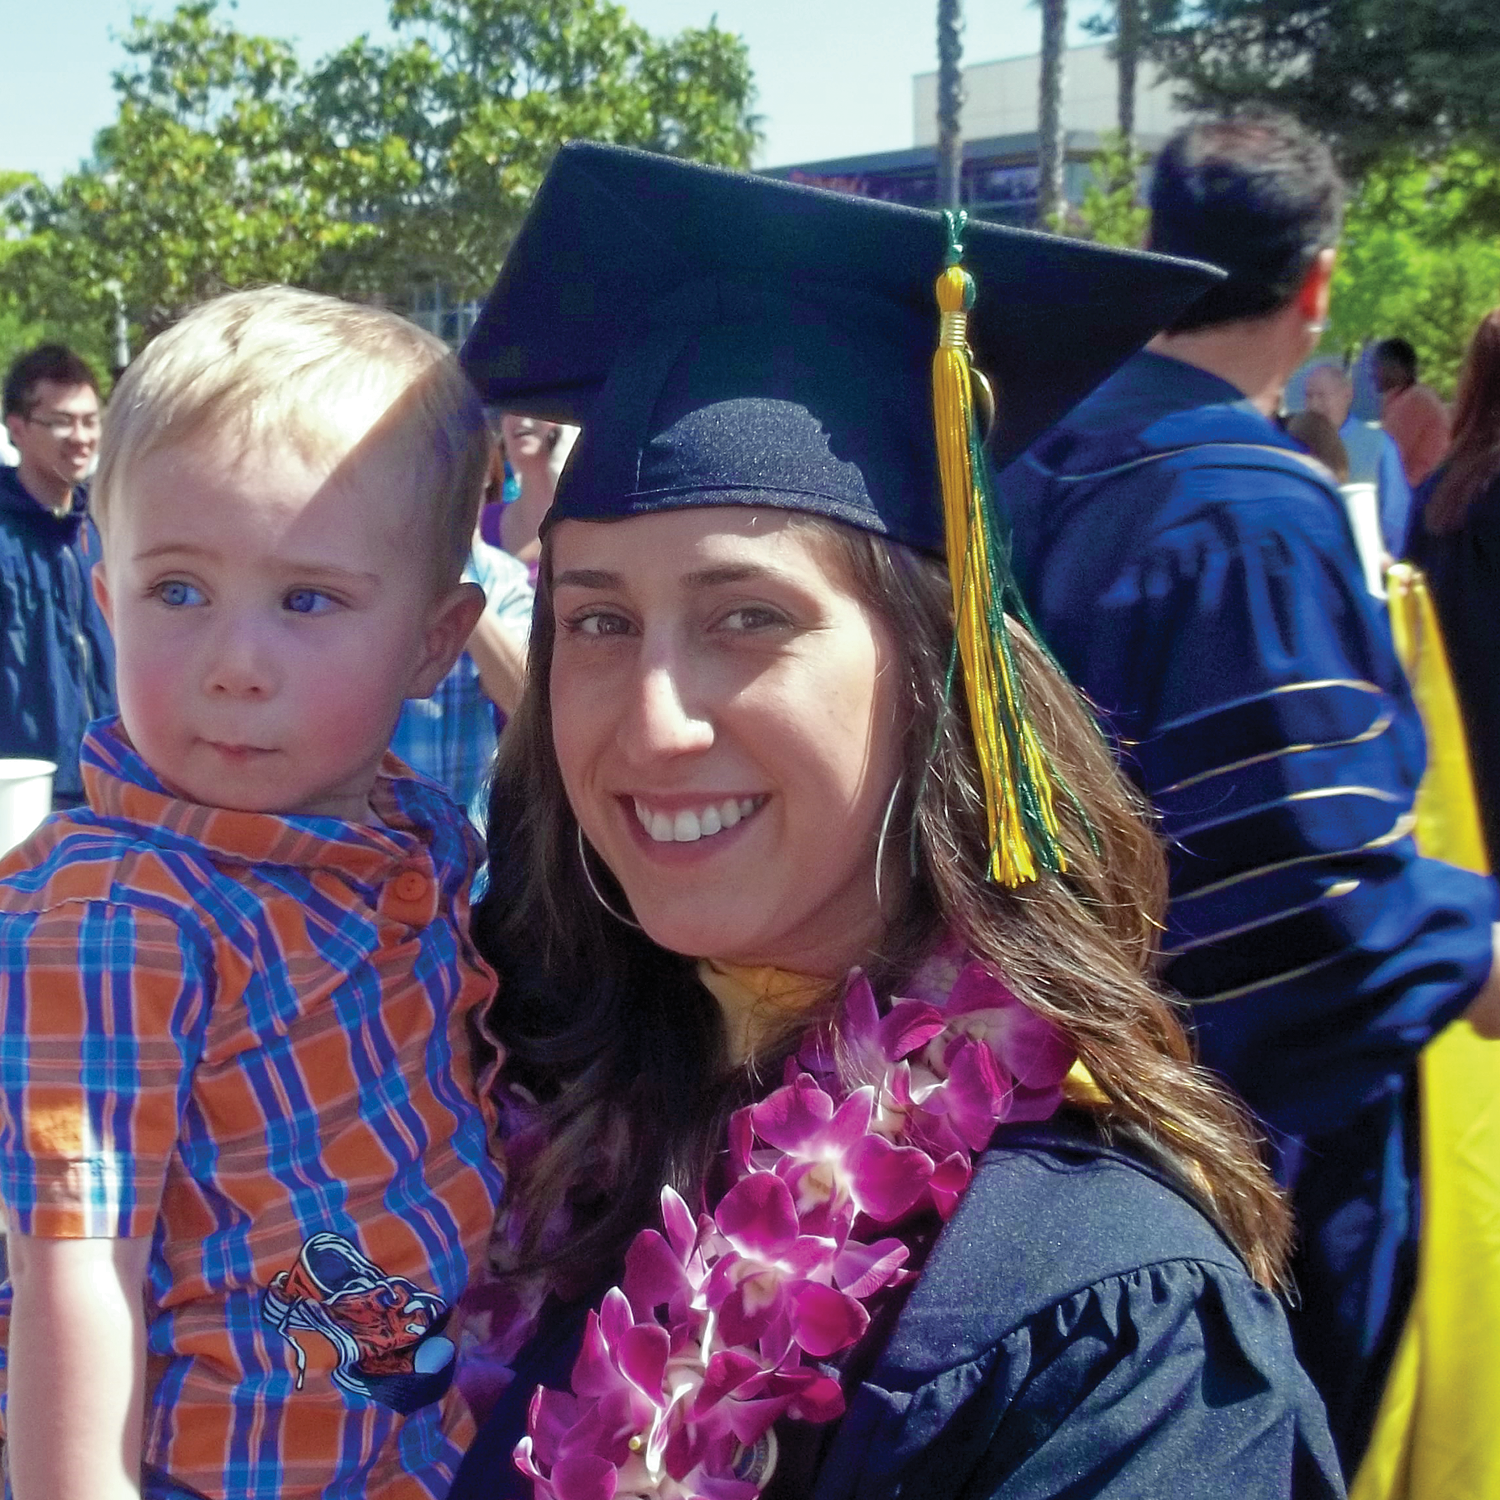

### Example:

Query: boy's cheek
xmin=90 ymin=561 xmax=115 ymax=634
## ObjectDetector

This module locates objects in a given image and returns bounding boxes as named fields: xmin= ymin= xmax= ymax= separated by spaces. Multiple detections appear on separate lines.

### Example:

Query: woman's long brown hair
xmin=1425 ymin=308 xmax=1500 ymax=535
xmin=474 ymin=517 xmax=1291 ymax=1296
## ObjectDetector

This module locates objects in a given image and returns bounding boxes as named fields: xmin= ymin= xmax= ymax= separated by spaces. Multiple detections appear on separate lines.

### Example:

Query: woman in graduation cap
xmin=450 ymin=144 xmax=1343 ymax=1500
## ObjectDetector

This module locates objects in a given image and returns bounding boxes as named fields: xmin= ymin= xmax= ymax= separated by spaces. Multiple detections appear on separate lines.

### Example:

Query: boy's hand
xmin=6 ymin=1216 xmax=151 ymax=1500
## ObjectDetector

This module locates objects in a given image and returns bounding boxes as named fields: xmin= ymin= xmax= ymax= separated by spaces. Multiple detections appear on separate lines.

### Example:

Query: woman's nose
xmin=617 ymin=660 xmax=715 ymax=763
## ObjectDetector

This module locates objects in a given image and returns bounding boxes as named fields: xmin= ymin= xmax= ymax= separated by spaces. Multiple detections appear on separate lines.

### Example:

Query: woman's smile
xmin=628 ymin=793 xmax=768 ymax=844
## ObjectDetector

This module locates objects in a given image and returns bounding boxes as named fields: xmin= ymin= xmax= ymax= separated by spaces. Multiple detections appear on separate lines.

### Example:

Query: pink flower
xmin=623 ymin=1188 xmax=712 ymax=1330
xmin=923 ymin=962 xmax=1075 ymax=1122
xmin=900 ymin=930 xmax=969 ymax=1007
xmin=704 ymin=1172 xmax=867 ymax=1357
xmin=749 ymin=1075 xmax=935 ymax=1233
xmin=863 ymin=963 xmax=1074 ymax=1161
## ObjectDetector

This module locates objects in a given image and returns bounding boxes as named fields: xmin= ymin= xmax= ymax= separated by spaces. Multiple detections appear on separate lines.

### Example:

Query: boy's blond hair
xmin=93 ymin=286 xmax=491 ymax=589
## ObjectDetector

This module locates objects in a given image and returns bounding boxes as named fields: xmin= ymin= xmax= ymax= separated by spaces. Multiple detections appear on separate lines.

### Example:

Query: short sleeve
xmin=816 ymin=1260 xmax=1344 ymax=1500
xmin=0 ymin=899 xmax=209 ymax=1237
xmin=968 ymin=1261 xmax=1343 ymax=1499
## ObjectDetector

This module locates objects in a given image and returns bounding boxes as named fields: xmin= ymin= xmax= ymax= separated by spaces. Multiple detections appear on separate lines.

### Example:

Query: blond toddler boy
xmin=0 ymin=288 xmax=504 ymax=1499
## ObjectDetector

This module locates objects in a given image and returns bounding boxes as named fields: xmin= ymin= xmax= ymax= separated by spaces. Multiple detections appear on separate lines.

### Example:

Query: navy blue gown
xmin=1000 ymin=350 xmax=1498 ymax=1472
xmin=451 ymin=1114 xmax=1342 ymax=1499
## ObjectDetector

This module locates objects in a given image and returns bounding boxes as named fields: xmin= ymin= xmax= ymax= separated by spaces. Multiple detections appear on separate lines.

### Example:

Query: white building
xmin=911 ymin=42 xmax=1189 ymax=148
xmin=767 ymin=42 xmax=1190 ymax=228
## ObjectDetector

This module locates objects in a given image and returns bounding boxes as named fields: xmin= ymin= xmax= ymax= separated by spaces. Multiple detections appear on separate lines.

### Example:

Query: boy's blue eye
xmin=284 ymin=589 xmax=335 ymax=615
xmin=156 ymin=580 xmax=205 ymax=608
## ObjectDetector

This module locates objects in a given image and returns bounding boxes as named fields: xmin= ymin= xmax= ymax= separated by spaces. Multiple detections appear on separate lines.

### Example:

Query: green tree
xmin=1066 ymin=131 xmax=1149 ymax=246
xmin=1323 ymin=151 xmax=1500 ymax=399
xmin=936 ymin=0 xmax=964 ymax=211
xmin=302 ymin=0 xmax=758 ymax=301
xmin=0 ymin=0 xmax=759 ymax=359
xmin=1140 ymin=0 xmax=1500 ymax=178
xmin=1 ymin=3 xmax=390 ymax=356
xmin=1113 ymin=0 xmax=1141 ymax=141
xmin=1082 ymin=0 xmax=1149 ymax=143
xmin=0 ymin=173 xmax=57 ymax=380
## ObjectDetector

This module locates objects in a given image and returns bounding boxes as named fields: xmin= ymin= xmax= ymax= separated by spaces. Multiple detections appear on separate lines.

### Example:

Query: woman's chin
xmin=634 ymin=908 xmax=754 ymax=963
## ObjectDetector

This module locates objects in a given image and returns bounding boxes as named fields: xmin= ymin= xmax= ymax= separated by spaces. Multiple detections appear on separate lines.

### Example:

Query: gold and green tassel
xmin=931 ymin=210 xmax=1066 ymax=886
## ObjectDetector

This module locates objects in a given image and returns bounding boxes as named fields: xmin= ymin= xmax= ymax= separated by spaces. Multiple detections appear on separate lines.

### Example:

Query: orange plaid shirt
xmin=0 ymin=721 xmax=504 ymax=1499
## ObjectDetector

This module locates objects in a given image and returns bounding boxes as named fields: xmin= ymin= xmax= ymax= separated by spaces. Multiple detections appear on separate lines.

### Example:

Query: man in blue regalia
xmin=1001 ymin=113 xmax=1500 ymax=1475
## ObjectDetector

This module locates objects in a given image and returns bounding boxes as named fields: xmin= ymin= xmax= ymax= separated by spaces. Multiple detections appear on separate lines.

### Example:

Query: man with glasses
xmin=1 ymin=344 xmax=115 ymax=808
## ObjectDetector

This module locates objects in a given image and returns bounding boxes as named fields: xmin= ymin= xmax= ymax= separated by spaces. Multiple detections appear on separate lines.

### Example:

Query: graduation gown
xmin=999 ymin=350 xmax=1498 ymax=1472
xmin=451 ymin=1114 xmax=1342 ymax=1500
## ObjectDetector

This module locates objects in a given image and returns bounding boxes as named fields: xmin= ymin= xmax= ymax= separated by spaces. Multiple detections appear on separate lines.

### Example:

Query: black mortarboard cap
xmin=460 ymin=141 xmax=1223 ymax=554
xmin=463 ymin=142 xmax=1226 ymax=887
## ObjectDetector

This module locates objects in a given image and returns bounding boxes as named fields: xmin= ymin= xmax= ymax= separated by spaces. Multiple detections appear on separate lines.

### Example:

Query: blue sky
xmin=1 ymin=0 xmax=1098 ymax=182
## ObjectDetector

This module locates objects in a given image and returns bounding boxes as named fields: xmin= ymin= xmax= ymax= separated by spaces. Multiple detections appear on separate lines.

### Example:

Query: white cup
xmin=0 ymin=759 xmax=56 ymax=857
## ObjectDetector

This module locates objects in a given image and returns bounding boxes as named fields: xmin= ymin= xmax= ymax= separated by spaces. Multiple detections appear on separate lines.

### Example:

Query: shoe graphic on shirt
xmin=261 ymin=1231 xmax=456 ymax=1414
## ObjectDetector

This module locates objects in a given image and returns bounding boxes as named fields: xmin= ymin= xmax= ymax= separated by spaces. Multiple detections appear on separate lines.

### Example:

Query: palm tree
xmin=1036 ymin=0 xmax=1068 ymax=228
xmin=937 ymin=0 xmax=964 ymax=211
xmin=1116 ymin=0 xmax=1140 ymax=141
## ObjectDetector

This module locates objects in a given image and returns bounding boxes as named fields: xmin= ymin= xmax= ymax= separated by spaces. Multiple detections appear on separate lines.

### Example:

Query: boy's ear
xmin=91 ymin=561 xmax=115 ymax=634
xmin=409 ymin=581 xmax=486 ymax=699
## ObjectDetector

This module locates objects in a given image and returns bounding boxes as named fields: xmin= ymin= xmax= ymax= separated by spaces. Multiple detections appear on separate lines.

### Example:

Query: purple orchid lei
xmin=506 ymin=943 xmax=1075 ymax=1500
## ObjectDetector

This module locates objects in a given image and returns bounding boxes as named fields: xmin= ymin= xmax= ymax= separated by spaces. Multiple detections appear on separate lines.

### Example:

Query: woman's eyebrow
xmin=553 ymin=564 xmax=772 ymax=590
xmin=682 ymin=565 xmax=765 ymax=589
xmin=553 ymin=567 xmax=622 ymax=589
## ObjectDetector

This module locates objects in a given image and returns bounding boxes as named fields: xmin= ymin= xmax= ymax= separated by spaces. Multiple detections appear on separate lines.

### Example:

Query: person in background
xmin=0 ymin=344 xmax=116 ymax=808
xmin=1284 ymin=404 xmax=1386 ymax=595
xmin=0 ymin=288 xmax=503 ymax=1500
xmin=390 ymin=527 xmax=533 ymax=830
xmin=450 ymin=141 xmax=1342 ymax=1500
xmin=477 ymin=416 xmax=519 ymax=550
xmin=1301 ymin=358 xmax=1412 ymax=554
xmin=1374 ymin=336 xmax=1450 ymax=489
xmin=1284 ymin=408 xmax=1350 ymax=482
xmin=1002 ymin=113 xmax=1500 ymax=1475
xmin=1408 ymin=308 xmax=1500 ymax=865
xmin=496 ymin=412 xmax=577 ymax=574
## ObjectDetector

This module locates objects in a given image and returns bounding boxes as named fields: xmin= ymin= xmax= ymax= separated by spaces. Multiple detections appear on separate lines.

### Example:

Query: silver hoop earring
xmin=873 ymin=776 xmax=905 ymax=912
xmin=577 ymin=825 xmax=643 ymax=930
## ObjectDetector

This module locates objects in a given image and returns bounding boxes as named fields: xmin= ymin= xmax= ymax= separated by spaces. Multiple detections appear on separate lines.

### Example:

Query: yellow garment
xmin=1063 ymin=1058 xmax=1109 ymax=1107
xmin=1352 ymin=565 xmax=1500 ymax=1500
xmin=1387 ymin=565 xmax=1489 ymax=874
xmin=697 ymin=961 xmax=831 ymax=1015
xmin=697 ymin=961 xmax=833 ymax=1063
